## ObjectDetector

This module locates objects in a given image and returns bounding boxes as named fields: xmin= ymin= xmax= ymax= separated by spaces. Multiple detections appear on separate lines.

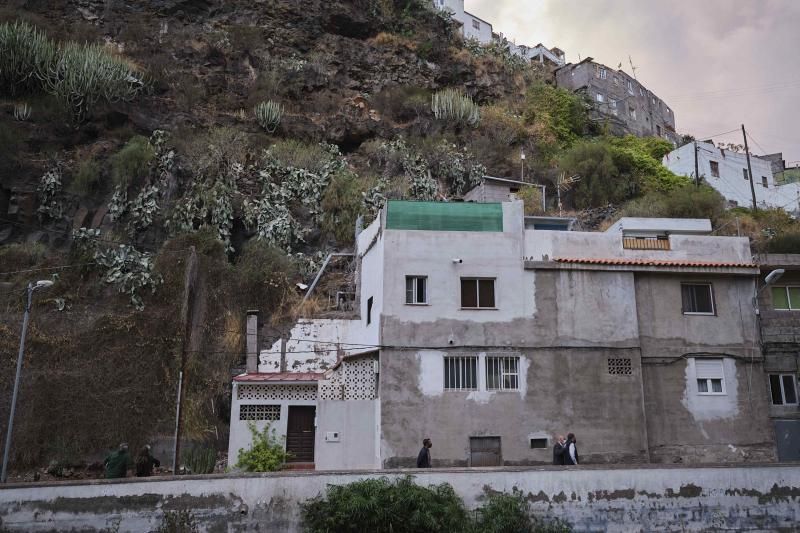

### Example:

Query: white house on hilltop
xmin=663 ymin=141 xmax=800 ymax=215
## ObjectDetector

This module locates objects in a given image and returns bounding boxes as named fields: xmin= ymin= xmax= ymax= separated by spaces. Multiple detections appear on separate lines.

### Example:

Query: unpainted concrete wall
xmin=1 ymin=465 xmax=799 ymax=532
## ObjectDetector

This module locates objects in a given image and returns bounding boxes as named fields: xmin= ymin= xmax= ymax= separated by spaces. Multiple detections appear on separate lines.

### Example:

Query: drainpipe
xmin=246 ymin=310 xmax=259 ymax=373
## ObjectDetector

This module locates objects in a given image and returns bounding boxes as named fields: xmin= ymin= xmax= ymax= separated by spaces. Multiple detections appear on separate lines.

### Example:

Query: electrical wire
xmin=0 ymin=262 xmax=98 ymax=277
xmin=692 ymin=127 xmax=740 ymax=141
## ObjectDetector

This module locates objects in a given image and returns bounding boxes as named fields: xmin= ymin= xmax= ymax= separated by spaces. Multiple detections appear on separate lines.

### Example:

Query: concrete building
xmin=756 ymin=254 xmax=800 ymax=462
xmin=229 ymin=199 xmax=778 ymax=469
xmin=555 ymin=58 xmax=677 ymax=144
xmin=663 ymin=142 xmax=800 ymax=214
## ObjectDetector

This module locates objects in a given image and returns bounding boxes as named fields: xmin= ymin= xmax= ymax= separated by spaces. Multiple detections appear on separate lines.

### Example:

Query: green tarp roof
xmin=385 ymin=201 xmax=504 ymax=232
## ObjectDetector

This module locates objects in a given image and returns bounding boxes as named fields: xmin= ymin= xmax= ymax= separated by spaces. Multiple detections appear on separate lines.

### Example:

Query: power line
xmin=664 ymin=80 xmax=800 ymax=99
xmin=0 ymin=262 xmax=98 ymax=277
xmin=692 ymin=127 xmax=740 ymax=141
xmin=745 ymin=131 xmax=770 ymax=157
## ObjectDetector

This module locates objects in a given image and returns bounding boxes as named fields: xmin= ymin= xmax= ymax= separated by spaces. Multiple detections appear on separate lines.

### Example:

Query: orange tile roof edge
xmin=553 ymin=257 xmax=756 ymax=268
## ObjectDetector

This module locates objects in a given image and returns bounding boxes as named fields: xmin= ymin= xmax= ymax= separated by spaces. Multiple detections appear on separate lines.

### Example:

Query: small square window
xmin=530 ymin=438 xmax=548 ymax=449
xmin=710 ymin=161 xmax=720 ymax=177
xmin=694 ymin=359 xmax=725 ymax=395
xmin=682 ymin=283 xmax=715 ymax=315
xmin=405 ymin=276 xmax=427 ymax=304
xmin=444 ymin=355 xmax=478 ymax=390
xmin=770 ymin=374 xmax=798 ymax=405
xmin=461 ymin=278 xmax=496 ymax=308
xmin=762 ymin=176 xmax=769 ymax=188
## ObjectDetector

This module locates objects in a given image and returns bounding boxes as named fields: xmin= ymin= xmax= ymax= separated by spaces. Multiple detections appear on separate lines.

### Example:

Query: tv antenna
xmin=628 ymin=55 xmax=638 ymax=80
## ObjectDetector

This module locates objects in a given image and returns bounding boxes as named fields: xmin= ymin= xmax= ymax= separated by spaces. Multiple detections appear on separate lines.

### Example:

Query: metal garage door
xmin=470 ymin=436 xmax=502 ymax=466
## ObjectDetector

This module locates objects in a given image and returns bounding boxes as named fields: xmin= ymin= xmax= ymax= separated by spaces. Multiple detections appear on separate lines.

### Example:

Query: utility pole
xmin=742 ymin=124 xmax=758 ymax=211
xmin=693 ymin=140 xmax=700 ymax=188
xmin=173 ymin=247 xmax=197 ymax=474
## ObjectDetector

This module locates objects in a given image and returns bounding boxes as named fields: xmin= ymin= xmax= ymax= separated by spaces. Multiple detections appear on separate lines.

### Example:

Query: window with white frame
xmin=461 ymin=278 xmax=496 ymax=308
xmin=627 ymin=80 xmax=634 ymax=94
xmin=771 ymin=286 xmax=800 ymax=310
xmin=598 ymin=67 xmax=607 ymax=79
xmin=769 ymin=374 xmax=798 ymax=405
xmin=444 ymin=355 xmax=478 ymax=390
xmin=681 ymin=283 xmax=715 ymax=315
xmin=405 ymin=276 xmax=427 ymax=304
xmin=596 ymin=93 xmax=605 ymax=103
xmin=486 ymin=355 xmax=520 ymax=391
xmin=695 ymin=359 xmax=725 ymax=395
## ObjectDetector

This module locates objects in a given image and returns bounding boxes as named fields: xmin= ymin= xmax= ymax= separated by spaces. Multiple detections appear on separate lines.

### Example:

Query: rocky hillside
xmin=1 ymin=0 xmax=797 ymax=477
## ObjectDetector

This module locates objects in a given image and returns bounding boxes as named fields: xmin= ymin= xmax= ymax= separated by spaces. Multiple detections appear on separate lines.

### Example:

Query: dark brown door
xmin=470 ymin=437 xmax=502 ymax=466
xmin=286 ymin=406 xmax=315 ymax=462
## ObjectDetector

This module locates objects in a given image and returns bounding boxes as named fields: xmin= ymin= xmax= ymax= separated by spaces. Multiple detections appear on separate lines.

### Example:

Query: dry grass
xmin=369 ymin=32 xmax=417 ymax=51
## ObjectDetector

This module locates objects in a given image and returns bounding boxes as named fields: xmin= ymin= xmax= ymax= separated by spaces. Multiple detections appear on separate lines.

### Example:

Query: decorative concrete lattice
xmin=319 ymin=379 xmax=344 ymax=400
xmin=239 ymin=404 xmax=280 ymax=421
xmin=237 ymin=384 xmax=317 ymax=401
xmin=608 ymin=358 xmax=633 ymax=375
xmin=343 ymin=358 xmax=377 ymax=400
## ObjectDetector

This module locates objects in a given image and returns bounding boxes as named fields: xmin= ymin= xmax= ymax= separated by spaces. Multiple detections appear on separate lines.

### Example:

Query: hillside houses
xmin=229 ymin=198 xmax=786 ymax=470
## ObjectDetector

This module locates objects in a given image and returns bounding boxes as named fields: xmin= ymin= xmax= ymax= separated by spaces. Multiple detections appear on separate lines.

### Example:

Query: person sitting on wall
xmin=135 ymin=445 xmax=161 ymax=477
xmin=552 ymin=435 xmax=567 ymax=465
xmin=104 ymin=443 xmax=133 ymax=479
xmin=416 ymin=438 xmax=432 ymax=468
xmin=564 ymin=433 xmax=579 ymax=465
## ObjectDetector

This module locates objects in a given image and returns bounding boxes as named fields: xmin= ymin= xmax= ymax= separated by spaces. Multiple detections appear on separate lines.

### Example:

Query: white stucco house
xmin=228 ymin=194 xmax=778 ymax=470
xmin=664 ymin=142 xmax=800 ymax=214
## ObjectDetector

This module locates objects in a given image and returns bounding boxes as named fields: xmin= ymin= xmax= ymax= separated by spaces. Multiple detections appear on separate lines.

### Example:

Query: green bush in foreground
xmin=301 ymin=476 xmax=572 ymax=533
xmin=111 ymin=135 xmax=155 ymax=187
xmin=236 ymin=422 xmax=289 ymax=472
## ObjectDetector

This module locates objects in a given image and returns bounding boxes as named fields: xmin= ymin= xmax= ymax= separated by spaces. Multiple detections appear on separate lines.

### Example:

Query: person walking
xmin=416 ymin=438 xmax=432 ymax=468
xmin=104 ymin=443 xmax=132 ymax=479
xmin=134 ymin=445 xmax=161 ymax=477
xmin=564 ymin=433 xmax=579 ymax=465
xmin=552 ymin=435 xmax=566 ymax=465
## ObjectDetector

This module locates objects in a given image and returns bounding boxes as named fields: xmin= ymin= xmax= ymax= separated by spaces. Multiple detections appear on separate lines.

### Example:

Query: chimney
xmin=246 ymin=310 xmax=259 ymax=373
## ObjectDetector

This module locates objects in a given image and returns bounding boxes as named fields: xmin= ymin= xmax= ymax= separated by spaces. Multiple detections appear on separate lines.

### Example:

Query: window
xmin=366 ymin=296 xmax=373 ymax=325
xmin=596 ymin=93 xmax=605 ymax=103
xmin=743 ymin=168 xmax=750 ymax=180
xmin=613 ymin=76 xmax=619 ymax=85
xmin=485 ymin=355 xmax=520 ymax=390
xmin=607 ymin=358 xmax=633 ymax=375
xmin=405 ymin=276 xmax=427 ymax=304
xmin=681 ymin=283 xmax=715 ymax=315
xmin=762 ymin=176 xmax=769 ymax=188
xmin=599 ymin=67 xmax=607 ymax=79
xmin=656 ymin=125 xmax=662 ymax=136
xmin=530 ymin=438 xmax=548 ymax=449
xmin=695 ymin=359 xmax=725 ymax=395
xmin=770 ymin=374 xmax=798 ymax=405
xmin=239 ymin=404 xmax=280 ymax=421
xmin=639 ymin=87 xmax=644 ymax=96
xmin=710 ymin=161 xmax=720 ymax=177
xmin=629 ymin=107 xmax=636 ymax=120
xmin=472 ymin=19 xmax=480 ymax=30
xmin=609 ymin=98 xmax=617 ymax=109
xmin=461 ymin=278 xmax=496 ymax=308
xmin=444 ymin=355 xmax=478 ymax=390
xmin=623 ymin=235 xmax=670 ymax=250
xmin=771 ymin=286 xmax=800 ymax=310
xmin=627 ymin=80 xmax=634 ymax=94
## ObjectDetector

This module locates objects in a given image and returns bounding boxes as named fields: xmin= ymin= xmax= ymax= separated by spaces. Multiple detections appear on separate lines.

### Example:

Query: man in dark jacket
xmin=104 ymin=443 xmax=132 ymax=479
xmin=552 ymin=435 xmax=566 ymax=465
xmin=564 ymin=433 xmax=579 ymax=465
xmin=135 ymin=445 xmax=161 ymax=477
xmin=416 ymin=438 xmax=432 ymax=468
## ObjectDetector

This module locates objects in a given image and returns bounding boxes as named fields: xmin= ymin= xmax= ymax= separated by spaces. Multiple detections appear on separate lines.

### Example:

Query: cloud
xmin=465 ymin=0 xmax=800 ymax=162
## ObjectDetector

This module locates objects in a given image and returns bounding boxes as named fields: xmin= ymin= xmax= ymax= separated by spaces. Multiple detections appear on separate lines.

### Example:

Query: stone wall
xmin=1 ymin=464 xmax=798 ymax=532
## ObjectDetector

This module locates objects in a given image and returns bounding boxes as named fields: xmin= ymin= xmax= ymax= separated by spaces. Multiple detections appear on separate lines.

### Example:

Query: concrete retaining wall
xmin=1 ymin=464 xmax=799 ymax=532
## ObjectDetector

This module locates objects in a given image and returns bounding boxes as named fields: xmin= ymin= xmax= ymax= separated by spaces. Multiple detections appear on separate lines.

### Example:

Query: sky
xmin=468 ymin=0 xmax=800 ymax=164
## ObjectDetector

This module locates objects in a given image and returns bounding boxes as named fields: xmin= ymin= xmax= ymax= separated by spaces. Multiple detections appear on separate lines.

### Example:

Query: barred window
xmin=444 ymin=356 xmax=478 ymax=390
xmin=239 ymin=404 xmax=281 ymax=421
xmin=486 ymin=356 xmax=520 ymax=390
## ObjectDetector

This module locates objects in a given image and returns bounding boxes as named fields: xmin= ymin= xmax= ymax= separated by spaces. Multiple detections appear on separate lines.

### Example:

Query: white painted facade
xmin=664 ymin=142 xmax=800 ymax=214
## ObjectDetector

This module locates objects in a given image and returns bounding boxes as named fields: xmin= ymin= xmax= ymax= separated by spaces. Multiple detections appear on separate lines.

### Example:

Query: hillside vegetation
xmin=0 ymin=0 xmax=798 ymax=475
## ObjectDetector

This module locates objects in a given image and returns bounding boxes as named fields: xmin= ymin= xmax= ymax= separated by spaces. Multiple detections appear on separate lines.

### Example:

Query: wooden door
xmin=470 ymin=436 xmax=502 ymax=467
xmin=286 ymin=406 xmax=315 ymax=462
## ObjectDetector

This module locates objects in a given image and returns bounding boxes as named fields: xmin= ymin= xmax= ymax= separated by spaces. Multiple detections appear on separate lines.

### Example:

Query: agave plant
xmin=431 ymin=88 xmax=480 ymax=127
xmin=13 ymin=102 xmax=31 ymax=121
xmin=0 ymin=21 xmax=57 ymax=94
xmin=254 ymin=100 xmax=283 ymax=133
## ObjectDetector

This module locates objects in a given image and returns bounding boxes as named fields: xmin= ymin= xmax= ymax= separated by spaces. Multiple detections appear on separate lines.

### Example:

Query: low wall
xmin=1 ymin=464 xmax=799 ymax=532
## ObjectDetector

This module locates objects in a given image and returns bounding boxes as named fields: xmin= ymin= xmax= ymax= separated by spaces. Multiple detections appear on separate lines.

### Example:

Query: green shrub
xmin=0 ymin=242 xmax=47 ymax=272
xmin=111 ymin=135 xmax=155 ymax=187
xmin=232 ymin=241 xmax=297 ymax=313
xmin=0 ymin=21 xmax=56 ymax=95
xmin=254 ymin=100 xmax=283 ymax=133
xmin=432 ymin=88 xmax=480 ymax=127
xmin=320 ymin=169 xmax=371 ymax=245
xmin=236 ymin=422 xmax=290 ymax=472
xmin=301 ymin=476 xmax=470 ymax=533
xmin=475 ymin=491 xmax=572 ymax=533
xmin=516 ymin=185 xmax=545 ymax=215
xmin=524 ymin=83 xmax=589 ymax=164
xmin=621 ymin=184 xmax=726 ymax=224
xmin=70 ymin=158 xmax=101 ymax=195
xmin=765 ymin=232 xmax=800 ymax=253
xmin=268 ymin=139 xmax=332 ymax=174
xmin=183 ymin=446 xmax=216 ymax=474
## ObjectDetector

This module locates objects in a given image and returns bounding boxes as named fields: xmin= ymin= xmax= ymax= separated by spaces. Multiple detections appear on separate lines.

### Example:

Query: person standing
xmin=552 ymin=435 xmax=566 ymax=465
xmin=134 ymin=445 xmax=161 ymax=477
xmin=416 ymin=438 xmax=432 ymax=468
xmin=564 ymin=433 xmax=579 ymax=465
xmin=104 ymin=443 xmax=132 ymax=479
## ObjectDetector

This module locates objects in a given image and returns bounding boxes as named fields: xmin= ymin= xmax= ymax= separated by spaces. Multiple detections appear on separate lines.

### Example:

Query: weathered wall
xmin=1 ymin=465 xmax=799 ymax=532
xmin=380 ymin=347 xmax=648 ymax=468
xmin=316 ymin=399 xmax=379 ymax=470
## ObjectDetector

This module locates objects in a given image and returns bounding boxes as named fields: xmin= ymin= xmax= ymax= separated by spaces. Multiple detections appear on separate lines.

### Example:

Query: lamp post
xmin=755 ymin=269 xmax=785 ymax=314
xmin=1 ymin=280 xmax=54 ymax=483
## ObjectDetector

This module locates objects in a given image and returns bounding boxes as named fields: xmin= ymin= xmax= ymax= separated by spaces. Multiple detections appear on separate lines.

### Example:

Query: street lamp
xmin=1 ymin=280 xmax=54 ymax=483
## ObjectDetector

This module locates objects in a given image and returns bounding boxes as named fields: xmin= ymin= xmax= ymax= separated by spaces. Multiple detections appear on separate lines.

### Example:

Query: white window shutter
xmin=695 ymin=359 xmax=723 ymax=379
